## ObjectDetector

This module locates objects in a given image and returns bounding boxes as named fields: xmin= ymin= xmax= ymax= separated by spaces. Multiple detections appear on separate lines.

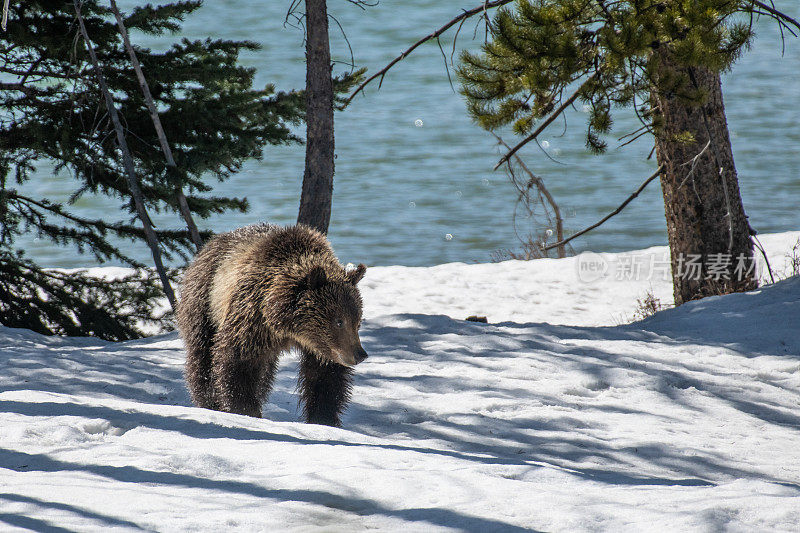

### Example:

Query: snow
xmin=2 ymin=232 xmax=800 ymax=532
xmin=361 ymin=231 xmax=799 ymax=326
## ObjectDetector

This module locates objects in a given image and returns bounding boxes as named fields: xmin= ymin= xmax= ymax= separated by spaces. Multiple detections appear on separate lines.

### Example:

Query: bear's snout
xmin=354 ymin=345 xmax=368 ymax=365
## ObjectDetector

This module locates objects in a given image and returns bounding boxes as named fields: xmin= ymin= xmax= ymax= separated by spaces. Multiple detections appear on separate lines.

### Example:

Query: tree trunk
xmin=650 ymin=50 xmax=757 ymax=305
xmin=298 ymin=0 xmax=335 ymax=234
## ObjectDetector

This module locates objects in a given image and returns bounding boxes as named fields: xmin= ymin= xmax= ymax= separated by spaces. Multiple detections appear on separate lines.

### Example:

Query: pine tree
xmin=458 ymin=0 xmax=797 ymax=304
xmin=0 ymin=0 xmax=311 ymax=339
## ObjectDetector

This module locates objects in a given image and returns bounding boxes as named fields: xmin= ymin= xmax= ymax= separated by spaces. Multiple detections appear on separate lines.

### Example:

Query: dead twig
xmin=494 ymin=133 xmax=566 ymax=258
xmin=748 ymin=0 xmax=800 ymax=34
xmin=751 ymin=233 xmax=775 ymax=284
xmin=677 ymin=139 xmax=711 ymax=189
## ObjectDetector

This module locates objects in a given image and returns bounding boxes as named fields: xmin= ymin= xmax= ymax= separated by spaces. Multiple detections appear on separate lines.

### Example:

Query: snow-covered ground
xmin=2 ymin=233 xmax=799 ymax=532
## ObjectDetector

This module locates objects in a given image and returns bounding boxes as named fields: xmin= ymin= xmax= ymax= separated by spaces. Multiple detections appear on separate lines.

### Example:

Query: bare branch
xmin=343 ymin=0 xmax=516 ymax=106
xmin=284 ymin=0 xmax=306 ymax=37
xmin=328 ymin=13 xmax=356 ymax=71
xmin=747 ymin=0 xmax=800 ymax=33
xmin=617 ymin=127 xmax=652 ymax=149
xmin=751 ymin=233 xmax=776 ymax=284
xmin=677 ymin=140 xmax=711 ymax=189
xmin=2 ymin=0 xmax=9 ymax=31
xmin=436 ymin=36 xmax=454 ymax=92
xmin=542 ymin=165 xmax=664 ymax=252
xmin=343 ymin=0 xmax=378 ymax=9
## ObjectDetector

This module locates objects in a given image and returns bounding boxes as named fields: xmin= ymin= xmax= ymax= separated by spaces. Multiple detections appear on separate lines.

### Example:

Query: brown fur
xmin=177 ymin=223 xmax=367 ymax=426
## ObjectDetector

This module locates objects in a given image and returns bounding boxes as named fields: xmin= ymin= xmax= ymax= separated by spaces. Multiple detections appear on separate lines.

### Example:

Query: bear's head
xmin=292 ymin=263 xmax=368 ymax=367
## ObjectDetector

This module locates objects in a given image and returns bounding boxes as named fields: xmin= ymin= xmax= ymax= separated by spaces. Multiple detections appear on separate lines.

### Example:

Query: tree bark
xmin=650 ymin=50 xmax=757 ymax=305
xmin=298 ymin=0 xmax=335 ymax=234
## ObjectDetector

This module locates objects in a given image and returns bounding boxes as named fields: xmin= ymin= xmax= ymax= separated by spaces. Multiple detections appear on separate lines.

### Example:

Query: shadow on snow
xmin=1 ymin=276 xmax=799 ymax=527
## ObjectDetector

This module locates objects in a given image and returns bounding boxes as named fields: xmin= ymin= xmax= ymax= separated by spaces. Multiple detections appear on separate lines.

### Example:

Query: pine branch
xmin=494 ymin=73 xmax=599 ymax=170
xmin=8 ymin=191 xmax=138 ymax=236
xmin=0 ymin=251 xmax=170 ymax=340
xmin=9 ymin=194 xmax=146 ymax=266
xmin=0 ymin=67 xmax=78 ymax=80
xmin=1 ymin=0 xmax=304 ymax=338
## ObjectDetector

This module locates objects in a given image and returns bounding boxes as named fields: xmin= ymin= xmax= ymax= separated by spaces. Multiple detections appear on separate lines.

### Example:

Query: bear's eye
xmin=336 ymin=319 xmax=344 ymax=328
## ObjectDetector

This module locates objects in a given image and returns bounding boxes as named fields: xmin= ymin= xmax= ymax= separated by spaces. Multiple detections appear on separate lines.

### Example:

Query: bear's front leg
xmin=210 ymin=331 xmax=276 ymax=418
xmin=298 ymin=349 xmax=353 ymax=427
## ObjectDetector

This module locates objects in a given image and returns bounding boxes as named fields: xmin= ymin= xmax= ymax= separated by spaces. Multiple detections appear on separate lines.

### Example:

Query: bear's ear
xmin=303 ymin=266 xmax=328 ymax=291
xmin=346 ymin=263 xmax=367 ymax=285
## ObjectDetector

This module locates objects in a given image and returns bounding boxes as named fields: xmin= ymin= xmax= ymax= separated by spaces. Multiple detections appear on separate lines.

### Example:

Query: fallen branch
xmin=74 ymin=0 xmax=177 ymax=310
xmin=343 ymin=0 xmax=515 ymax=106
xmin=542 ymin=165 xmax=664 ymax=252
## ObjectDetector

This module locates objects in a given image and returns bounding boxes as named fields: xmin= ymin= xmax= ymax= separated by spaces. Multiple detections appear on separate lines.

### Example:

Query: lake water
xmin=18 ymin=1 xmax=800 ymax=267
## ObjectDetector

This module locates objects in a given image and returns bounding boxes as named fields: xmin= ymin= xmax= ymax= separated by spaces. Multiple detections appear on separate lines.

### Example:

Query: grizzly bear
xmin=177 ymin=223 xmax=368 ymax=427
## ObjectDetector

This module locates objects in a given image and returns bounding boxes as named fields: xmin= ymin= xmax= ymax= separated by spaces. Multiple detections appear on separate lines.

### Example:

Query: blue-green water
xmin=18 ymin=1 xmax=800 ymax=267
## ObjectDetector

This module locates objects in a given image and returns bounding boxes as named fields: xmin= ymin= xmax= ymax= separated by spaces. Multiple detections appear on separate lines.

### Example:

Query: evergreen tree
xmin=458 ymin=0 xmax=797 ymax=304
xmin=0 ymin=0 xmax=354 ymax=339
